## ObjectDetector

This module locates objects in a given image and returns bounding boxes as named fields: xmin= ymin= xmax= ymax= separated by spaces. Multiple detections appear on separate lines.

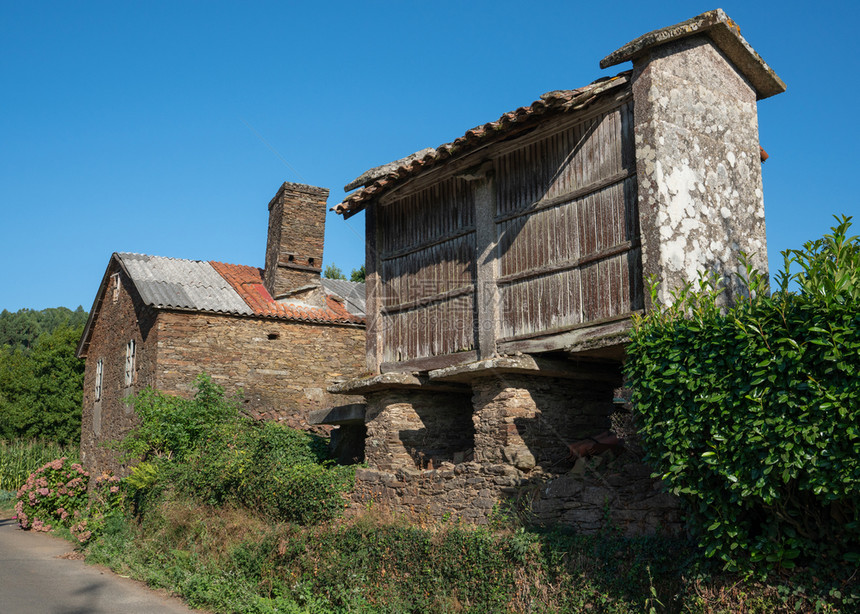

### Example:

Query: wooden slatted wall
xmin=377 ymin=178 xmax=477 ymax=363
xmin=494 ymin=99 xmax=643 ymax=341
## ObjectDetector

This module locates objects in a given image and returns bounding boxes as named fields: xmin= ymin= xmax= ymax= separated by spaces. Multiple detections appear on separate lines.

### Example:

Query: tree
xmin=350 ymin=265 xmax=366 ymax=283
xmin=324 ymin=263 xmax=346 ymax=280
xmin=0 ymin=323 xmax=84 ymax=444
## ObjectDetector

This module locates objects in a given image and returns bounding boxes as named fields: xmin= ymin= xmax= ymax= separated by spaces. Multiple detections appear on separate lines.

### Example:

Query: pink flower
xmin=110 ymin=486 xmax=119 ymax=493
xmin=38 ymin=488 xmax=49 ymax=496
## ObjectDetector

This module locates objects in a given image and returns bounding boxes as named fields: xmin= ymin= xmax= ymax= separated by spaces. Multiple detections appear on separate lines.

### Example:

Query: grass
xmin=81 ymin=489 xmax=859 ymax=614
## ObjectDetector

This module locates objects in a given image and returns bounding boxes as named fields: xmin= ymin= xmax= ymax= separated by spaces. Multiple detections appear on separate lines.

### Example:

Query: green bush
xmin=178 ymin=420 xmax=353 ymax=524
xmin=118 ymin=373 xmax=241 ymax=462
xmin=625 ymin=216 xmax=860 ymax=570
xmin=119 ymin=375 xmax=354 ymax=525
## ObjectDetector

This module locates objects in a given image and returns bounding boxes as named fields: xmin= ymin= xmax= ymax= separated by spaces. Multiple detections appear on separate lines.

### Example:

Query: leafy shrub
xmin=118 ymin=375 xmax=353 ymax=525
xmin=14 ymin=456 xmax=89 ymax=532
xmin=178 ymin=420 xmax=352 ymax=524
xmin=625 ymin=216 xmax=860 ymax=570
xmin=255 ymin=461 xmax=354 ymax=523
xmin=118 ymin=373 xmax=240 ymax=462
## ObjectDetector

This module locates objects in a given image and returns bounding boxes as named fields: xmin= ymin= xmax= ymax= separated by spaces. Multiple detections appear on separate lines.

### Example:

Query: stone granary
xmin=322 ymin=10 xmax=785 ymax=534
xmin=77 ymin=182 xmax=366 ymax=475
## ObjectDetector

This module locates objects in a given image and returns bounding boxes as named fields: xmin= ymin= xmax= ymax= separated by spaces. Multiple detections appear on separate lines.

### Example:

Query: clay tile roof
xmin=210 ymin=261 xmax=364 ymax=325
xmin=334 ymin=72 xmax=631 ymax=218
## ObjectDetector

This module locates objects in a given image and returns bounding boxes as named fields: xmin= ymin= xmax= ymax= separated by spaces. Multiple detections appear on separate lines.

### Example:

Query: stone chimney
xmin=602 ymin=9 xmax=785 ymax=307
xmin=263 ymin=182 xmax=329 ymax=302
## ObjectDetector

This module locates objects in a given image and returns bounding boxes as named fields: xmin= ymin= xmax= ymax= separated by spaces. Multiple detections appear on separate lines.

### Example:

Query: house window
xmin=95 ymin=359 xmax=103 ymax=401
xmin=124 ymin=340 xmax=135 ymax=386
xmin=111 ymin=273 xmax=120 ymax=303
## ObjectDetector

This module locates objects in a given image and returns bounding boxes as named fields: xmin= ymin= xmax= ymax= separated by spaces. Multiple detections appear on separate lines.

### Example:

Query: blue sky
xmin=1 ymin=1 xmax=858 ymax=312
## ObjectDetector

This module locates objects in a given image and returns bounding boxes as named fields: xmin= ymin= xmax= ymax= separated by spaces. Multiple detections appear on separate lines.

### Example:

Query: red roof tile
xmin=210 ymin=261 xmax=363 ymax=325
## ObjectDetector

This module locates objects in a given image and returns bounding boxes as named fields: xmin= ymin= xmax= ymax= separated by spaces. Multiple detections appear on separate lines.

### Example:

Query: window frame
xmin=95 ymin=358 xmax=103 ymax=401
xmin=124 ymin=340 xmax=135 ymax=387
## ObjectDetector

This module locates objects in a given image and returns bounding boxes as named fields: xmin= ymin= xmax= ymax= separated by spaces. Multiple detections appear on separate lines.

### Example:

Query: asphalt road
xmin=0 ymin=515 xmax=202 ymax=614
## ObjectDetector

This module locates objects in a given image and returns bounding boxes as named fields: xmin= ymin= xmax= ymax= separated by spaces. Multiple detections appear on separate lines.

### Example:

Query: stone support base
xmin=471 ymin=375 xmax=616 ymax=470
xmin=364 ymin=389 xmax=473 ymax=472
xmin=350 ymin=457 xmax=681 ymax=535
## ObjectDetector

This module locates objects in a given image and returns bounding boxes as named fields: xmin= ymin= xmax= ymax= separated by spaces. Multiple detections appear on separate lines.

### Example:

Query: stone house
xmin=323 ymin=10 xmax=785 ymax=534
xmin=77 ymin=182 xmax=366 ymax=474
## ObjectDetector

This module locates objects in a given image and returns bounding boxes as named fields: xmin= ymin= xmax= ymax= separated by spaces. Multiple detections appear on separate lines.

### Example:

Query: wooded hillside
xmin=0 ymin=306 xmax=87 ymax=444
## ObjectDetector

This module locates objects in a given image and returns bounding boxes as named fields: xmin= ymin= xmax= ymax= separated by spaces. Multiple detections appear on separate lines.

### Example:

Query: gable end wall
xmin=80 ymin=264 xmax=158 ymax=474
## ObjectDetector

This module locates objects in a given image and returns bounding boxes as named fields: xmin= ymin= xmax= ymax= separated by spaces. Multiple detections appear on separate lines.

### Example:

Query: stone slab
xmin=600 ymin=9 xmax=785 ymax=100
xmin=308 ymin=403 xmax=367 ymax=425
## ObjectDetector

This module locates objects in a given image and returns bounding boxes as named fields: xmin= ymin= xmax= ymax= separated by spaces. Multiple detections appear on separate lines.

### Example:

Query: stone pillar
xmin=364 ymin=390 xmax=424 ymax=472
xmin=364 ymin=388 xmax=474 ymax=471
xmin=471 ymin=375 xmax=538 ymax=471
xmin=600 ymin=9 xmax=785 ymax=307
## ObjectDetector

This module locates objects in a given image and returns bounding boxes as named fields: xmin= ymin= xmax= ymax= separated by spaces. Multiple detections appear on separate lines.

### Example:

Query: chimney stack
xmin=602 ymin=9 xmax=785 ymax=306
xmin=263 ymin=182 xmax=329 ymax=300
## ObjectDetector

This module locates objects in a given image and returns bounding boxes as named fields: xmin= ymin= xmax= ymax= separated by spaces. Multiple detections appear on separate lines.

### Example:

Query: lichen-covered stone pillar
xmin=601 ymin=9 xmax=785 ymax=307
xmin=631 ymin=36 xmax=767 ymax=305
xmin=471 ymin=376 xmax=537 ymax=471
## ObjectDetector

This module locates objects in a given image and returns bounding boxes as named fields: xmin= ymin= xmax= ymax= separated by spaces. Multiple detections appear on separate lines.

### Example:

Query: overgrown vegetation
xmin=7 ymin=221 xmax=859 ymax=611
xmin=0 ymin=307 xmax=87 ymax=444
xmin=626 ymin=216 xmax=860 ymax=572
xmin=120 ymin=374 xmax=354 ymax=525
xmin=82 ymin=493 xmax=856 ymax=613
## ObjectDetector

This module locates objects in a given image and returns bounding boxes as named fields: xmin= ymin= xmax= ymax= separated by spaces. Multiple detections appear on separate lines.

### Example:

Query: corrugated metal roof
xmin=117 ymin=253 xmax=253 ymax=315
xmin=321 ymin=278 xmax=366 ymax=317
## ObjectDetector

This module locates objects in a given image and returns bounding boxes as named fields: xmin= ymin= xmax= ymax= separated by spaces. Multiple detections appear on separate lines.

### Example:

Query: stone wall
xmin=471 ymin=375 xmax=614 ymax=469
xmin=80 ymin=264 xmax=158 ymax=475
xmin=351 ymin=370 xmax=679 ymax=535
xmin=364 ymin=389 xmax=474 ymax=472
xmin=351 ymin=456 xmax=681 ymax=535
xmin=155 ymin=311 xmax=365 ymax=431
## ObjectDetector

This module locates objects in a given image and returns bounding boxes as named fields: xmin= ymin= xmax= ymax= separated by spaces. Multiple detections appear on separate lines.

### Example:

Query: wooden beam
xmin=379 ymin=226 xmax=476 ymax=261
xmin=496 ymin=240 xmax=640 ymax=286
xmin=365 ymin=203 xmax=383 ymax=373
xmin=498 ymin=314 xmax=638 ymax=355
xmin=381 ymin=285 xmax=473 ymax=314
xmin=473 ymin=172 xmax=500 ymax=359
xmin=380 ymin=350 xmax=478 ymax=374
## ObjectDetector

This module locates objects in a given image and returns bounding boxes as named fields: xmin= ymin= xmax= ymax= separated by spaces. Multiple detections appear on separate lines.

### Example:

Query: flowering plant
xmin=70 ymin=472 xmax=125 ymax=543
xmin=14 ymin=457 xmax=90 ymax=532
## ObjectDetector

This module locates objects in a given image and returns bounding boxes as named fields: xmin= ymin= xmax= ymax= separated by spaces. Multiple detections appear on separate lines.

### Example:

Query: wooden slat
xmin=497 ymin=238 xmax=640 ymax=287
